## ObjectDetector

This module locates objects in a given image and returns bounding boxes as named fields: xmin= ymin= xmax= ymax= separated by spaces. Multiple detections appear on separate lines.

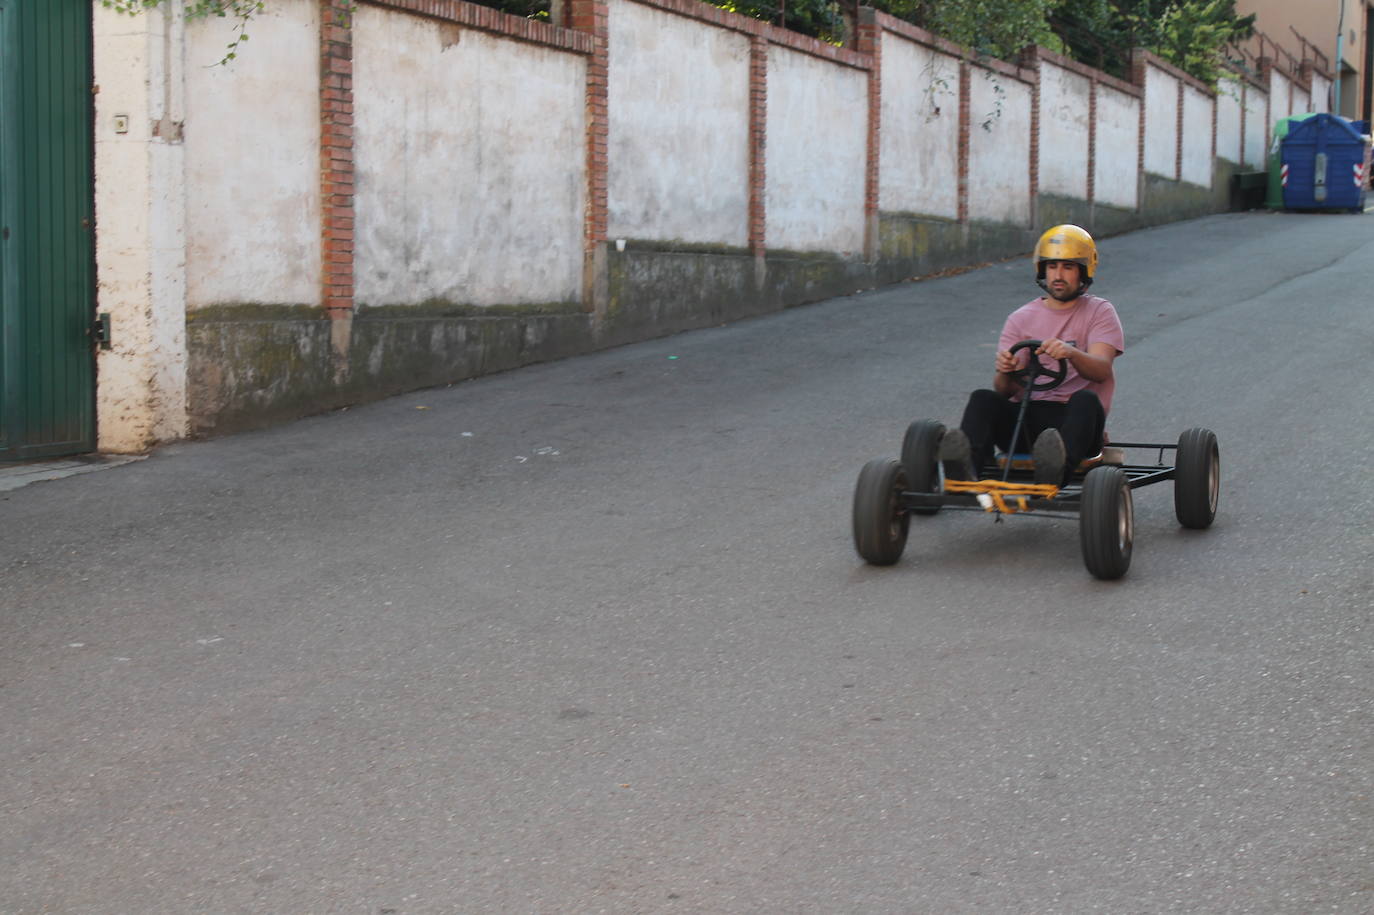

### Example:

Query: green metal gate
xmin=0 ymin=0 xmax=96 ymax=461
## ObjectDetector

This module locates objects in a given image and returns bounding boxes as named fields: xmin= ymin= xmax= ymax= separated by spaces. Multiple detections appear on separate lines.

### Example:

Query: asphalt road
xmin=3 ymin=211 xmax=1372 ymax=913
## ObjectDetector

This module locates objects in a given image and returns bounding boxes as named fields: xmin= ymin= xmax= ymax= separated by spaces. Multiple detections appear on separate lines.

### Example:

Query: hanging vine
xmin=100 ymin=1 xmax=264 ymax=64
xmin=919 ymin=58 xmax=957 ymax=121
xmin=980 ymin=69 xmax=1007 ymax=132
xmin=98 ymin=1 xmax=357 ymax=65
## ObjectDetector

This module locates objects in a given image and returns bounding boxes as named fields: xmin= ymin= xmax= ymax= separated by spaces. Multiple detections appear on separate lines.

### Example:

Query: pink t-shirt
xmin=999 ymin=294 xmax=1125 ymax=412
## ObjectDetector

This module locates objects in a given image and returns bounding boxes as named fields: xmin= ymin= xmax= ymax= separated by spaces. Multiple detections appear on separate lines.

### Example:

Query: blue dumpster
xmin=1280 ymin=113 xmax=1370 ymax=211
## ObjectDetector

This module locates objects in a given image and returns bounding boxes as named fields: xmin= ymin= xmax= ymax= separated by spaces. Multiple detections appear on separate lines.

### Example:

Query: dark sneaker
xmin=1032 ymin=428 xmax=1067 ymax=485
xmin=938 ymin=428 xmax=977 ymax=481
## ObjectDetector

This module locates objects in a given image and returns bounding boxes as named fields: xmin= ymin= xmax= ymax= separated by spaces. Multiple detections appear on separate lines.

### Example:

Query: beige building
xmin=1236 ymin=0 xmax=1373 ymax=122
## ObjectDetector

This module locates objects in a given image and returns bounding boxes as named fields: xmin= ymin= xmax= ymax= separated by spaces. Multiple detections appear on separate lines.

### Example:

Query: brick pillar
xmin=1087 ymin=77 xmax=1097 ymax=212
xmin=320 ymin=0 xmax=355 ymax=377
xmin=1132 ymin=49 xmax=1147 ymax=213
xmin=1238 ymin=82 xmax=1247 ymax=166
xmin=1024 ymin=47 xmax=1040 ymax=229
xmin=748 ymin=37 xmax=767 ymax=263
xmin=957 ymin=58 xmax=970 ymax=224
xmin=856 ymin=9 xmax=880 ymax=263
xmin=1175 ymin=80 xmax=1184 ymax=182
xmin=320 ymin=0 xmax=355 ymax=321
xmin=571 ymin=0 xmax=609 ymax=314
xmin=1257 ymin=56 xmax=1273 ymax=141
xmin=1209 ymin=87 xmax=1217 ymax=187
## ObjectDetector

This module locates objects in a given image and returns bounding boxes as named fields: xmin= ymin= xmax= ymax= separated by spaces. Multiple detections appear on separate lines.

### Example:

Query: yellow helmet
xmin=1034 ymin=224 xmax=1097 ymax=292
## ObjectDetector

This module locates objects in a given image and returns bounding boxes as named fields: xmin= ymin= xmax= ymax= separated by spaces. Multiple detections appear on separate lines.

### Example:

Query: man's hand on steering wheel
xmin=994 ymin=340 xmax=1070 ymax=395
xmin=1006 ymin=339 xmax=1069 ymax=391
xmin=1037 ymin=338 xmax=1076 ymax=361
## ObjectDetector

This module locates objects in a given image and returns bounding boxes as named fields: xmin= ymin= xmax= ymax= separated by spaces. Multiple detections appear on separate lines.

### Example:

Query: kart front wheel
xmin=1174 ymin=427 xmax=1219 ymax=529
xmin=900 ymin=420 xmax=945 ymax=516
xmin=853 ymin=459 xmax=910 ymax=566
xmin=1080 ymin=465 xmax=1133 ymax=580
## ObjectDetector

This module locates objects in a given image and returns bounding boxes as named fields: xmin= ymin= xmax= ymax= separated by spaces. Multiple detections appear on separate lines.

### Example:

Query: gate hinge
xmin=91 ymin=313 xmax=112 ymax=349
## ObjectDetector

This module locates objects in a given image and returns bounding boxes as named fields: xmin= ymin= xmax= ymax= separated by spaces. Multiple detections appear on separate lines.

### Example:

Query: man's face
xmin=1043 ymin=260 xmax=1082 ymax=301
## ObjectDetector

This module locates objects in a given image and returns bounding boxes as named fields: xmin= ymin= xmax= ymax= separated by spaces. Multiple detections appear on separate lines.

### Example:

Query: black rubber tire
xmin=1174 ymin=427 xmax=1219 ymax=529
xmin=853 ymin=459 xmax=910 ymax=566
xmin=1080 ymin=465 xmax=1134 ymax=580
xmin=900 ymin=420 xmax=944 ymax=516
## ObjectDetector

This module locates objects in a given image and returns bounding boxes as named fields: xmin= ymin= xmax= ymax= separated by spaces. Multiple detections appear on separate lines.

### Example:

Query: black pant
xmin=959 ymin=389 xmax=1105 ymax=481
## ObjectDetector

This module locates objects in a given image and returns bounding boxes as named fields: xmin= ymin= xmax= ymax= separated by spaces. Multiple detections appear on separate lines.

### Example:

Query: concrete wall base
xmin=186 ymin=170 xmax=1245 ymax=437
xmin=876 ymin=217 xmax=1039 ymax=285
xmin=1140 ymin=161 xmax=1237 ymax=226
xmin=187 ymin=308 xmax=596 ymax=436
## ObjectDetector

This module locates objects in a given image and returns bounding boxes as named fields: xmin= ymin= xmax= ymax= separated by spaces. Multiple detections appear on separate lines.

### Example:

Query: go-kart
xmin=852 ymin=339 xmax=1219 ymax=580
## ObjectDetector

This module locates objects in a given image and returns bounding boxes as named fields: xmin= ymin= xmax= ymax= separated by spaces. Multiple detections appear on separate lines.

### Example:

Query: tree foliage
xmin=713 ymin=0 xmax=1058 ymax=53
xmin=871 ymin=0 xmax=1058 ymax=61
xmin=99 ymin=0 xmax=1257 ymax=87
xmin=718 ymin=0 xmax=1252 ymax=85
xmin=1147 ymin=0 xmax=1256 ymax=86
xmin=485 ymin=0 xmax=552 ymax=21
xmin=1049 ymin=0 xmax=1255 ymax=85
xmin=712 ymin=0 xmax=847 ymax=44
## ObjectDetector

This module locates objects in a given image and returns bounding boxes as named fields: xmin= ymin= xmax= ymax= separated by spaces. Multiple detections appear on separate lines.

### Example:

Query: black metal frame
xmin=902 ymin=340 xmax=1184 ymax=521
xmin=900 ymin=441 xmax=1179 ymax=520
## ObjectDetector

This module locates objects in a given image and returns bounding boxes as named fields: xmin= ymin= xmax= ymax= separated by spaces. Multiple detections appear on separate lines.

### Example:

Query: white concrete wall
xmin=1270 ymin=69 xmax=1293 ymax=120
xmin=352 ymin=6 xmax=586 ymax=307
xmin=184 ymin=0 xmax=320 ymax=308
xmin=98 ymin=3 xmax=1292 ymax=453
xmin=1095 ymin=83 xmax=1140 ymax=208
xmin=1311 ymin=73 xmax=1331 ymax=112
xmin=880 ymin=36 xmax=959 ymax=218
xmin=1180 ymin=84 xmax=1213 ymax=186
xmin=1038 ymin=61 xmax=1091 ymax=197
xmin=1144 ymin=65 xmax=1179 ymax=177
xmin=765 ymin=46 xmax=867 ymax=254
xmin=92 ymin=2 xmax=191 ymax=450
xmin=1244 ymin=84 xmax=1268 ymax=168
xmin=1293 ymin=85 xmax=1312 ymax=114
xmin=1216 ymin=78 xmax=1243 ymax=164
xmin=967 ymin=67 xmax=1030 ymax=223
xmin=608 ymin=0 xmax=750 ymax=245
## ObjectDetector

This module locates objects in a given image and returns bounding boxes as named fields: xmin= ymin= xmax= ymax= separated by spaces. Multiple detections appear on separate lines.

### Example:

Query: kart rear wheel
xmin=1080 ymin=465 xmax=1133 ymax=580
xmin=1174 ymin=427 xmax=1219 ymax=529
xmin=853 ymin=459 xmax=910 ymax=566
xmin=900 ymin=420 xmax=945 ymax=516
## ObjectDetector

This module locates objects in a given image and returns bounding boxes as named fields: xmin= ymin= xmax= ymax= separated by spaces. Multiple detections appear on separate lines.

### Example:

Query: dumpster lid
xmin=1272 ymin=113 xmax=1317 ymax=139
xmin=1283 ymin=112 xmax=1369 ymax=146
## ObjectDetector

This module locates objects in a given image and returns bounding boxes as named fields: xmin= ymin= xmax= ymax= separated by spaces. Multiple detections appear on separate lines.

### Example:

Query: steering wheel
xmin=1008 ymin=339 xmax=1068 ymax=392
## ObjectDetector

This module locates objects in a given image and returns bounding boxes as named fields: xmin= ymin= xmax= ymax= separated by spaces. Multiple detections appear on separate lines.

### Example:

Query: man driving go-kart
xmin=851 ymin=224 xmax=1219 ymax=580
xmin=939 ymin=224 xmax=1125 ymax=485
